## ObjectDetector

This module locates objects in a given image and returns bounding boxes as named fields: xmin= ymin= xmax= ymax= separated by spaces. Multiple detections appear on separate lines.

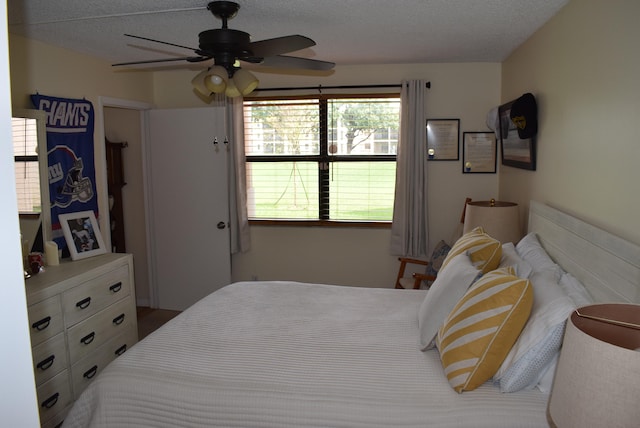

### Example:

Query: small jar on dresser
xmin=25 ymin=253 xmax=138 ymax=428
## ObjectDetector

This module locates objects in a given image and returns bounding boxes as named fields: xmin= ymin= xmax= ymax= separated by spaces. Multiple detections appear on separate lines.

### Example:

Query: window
xmin=12 ymin=117 xmax=42 ymax=214
xmin=244 ymin=95 xmax=400 ymax=222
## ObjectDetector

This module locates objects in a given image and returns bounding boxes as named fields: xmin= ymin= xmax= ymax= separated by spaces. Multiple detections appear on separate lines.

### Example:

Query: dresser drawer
xmin=62 ymin=263 xmax=131 ymax=327
xmin=67 ymin=298 xmax=136 ymax=363
xmin=28 ymin=296 xmax=63 ymax=347
xmin=36 ymin=369 xmax=72 ymax=424
xmin=32 ymin=332 xmax=68 ymax=386
xmin=71 ymin=327 xmax=138 ymax=397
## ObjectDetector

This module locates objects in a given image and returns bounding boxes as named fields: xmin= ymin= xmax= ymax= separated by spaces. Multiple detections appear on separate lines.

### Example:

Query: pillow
xmin=441 ymin=227 xmax=502 ymax=274
xmin=515 ymin=232 xmax=557 ymax=272
xmin=436 ymin=267 xmax=533 ymax=393
xmin=418 ymin=253 xmax=481 ymax=350
xmin=499 ymin=242 xmax=533 ymax=279
xmin=494 ymin=266 xmax=573 ymax=392
xmin=533 ymin=272 xmax=593 ymax=393
xmin=424 ymin=240 xmax=452 ymax=279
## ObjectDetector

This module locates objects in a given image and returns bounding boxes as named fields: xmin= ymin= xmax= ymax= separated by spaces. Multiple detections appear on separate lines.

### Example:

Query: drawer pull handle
xmin=41 ymin=392 xmax=59 ymax=409
xmin=115 ymin=344 xmax=127 ymax=356
xmin=76 ymin=297 xmax=91 ymax=310
xmin=83 ymin=365 xmax=98 ymax=379
xmin=80 ymin=332 xmax=95 ymax=345
xmin=112 ymin=313 xmax=126 ymax=325
xmin=36 ymin=355 xmax=55 ymax=371
xmin=32 ymin=316 xmax=51 ymax=331
xmin=109 ymin=282 xmax=123 ymax=293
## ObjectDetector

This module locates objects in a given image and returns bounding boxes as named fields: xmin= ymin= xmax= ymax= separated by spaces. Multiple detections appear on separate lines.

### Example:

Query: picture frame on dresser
xmin=59 ymin=210 xmax=107 ymax=260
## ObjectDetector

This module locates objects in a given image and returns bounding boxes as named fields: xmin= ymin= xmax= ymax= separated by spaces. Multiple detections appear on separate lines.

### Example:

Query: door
xmin=147 ymin=107 xmax=231 ymax=310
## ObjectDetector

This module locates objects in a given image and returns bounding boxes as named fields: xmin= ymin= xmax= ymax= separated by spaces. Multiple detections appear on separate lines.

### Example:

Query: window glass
xmin=12 ymin=117 xmax=42 ymax=214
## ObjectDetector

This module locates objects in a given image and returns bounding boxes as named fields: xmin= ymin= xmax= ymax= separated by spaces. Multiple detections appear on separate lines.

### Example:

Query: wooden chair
xmin=394 ymin=198 xmax=472 ymax=290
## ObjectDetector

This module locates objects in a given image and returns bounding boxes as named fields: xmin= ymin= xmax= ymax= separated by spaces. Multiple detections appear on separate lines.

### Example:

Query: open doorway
xmin=98 ymin=97 xmax=154 ymax=307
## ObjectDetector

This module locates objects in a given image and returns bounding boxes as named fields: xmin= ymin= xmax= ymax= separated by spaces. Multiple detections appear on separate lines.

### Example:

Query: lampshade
xmin=191 ymin=66 xmax=228 ymax=97
xmin=233 ymin=68 xmax=259 ymax=95
xmin=204 ymin=65 xmax=228 ymax=94
xmin=224 ymin=77 xmax=241 ymax=98
xmin=463 ymin=199 xmax=521 ymax=243
xmin=548 ymin=304 xmax=640 ymax=427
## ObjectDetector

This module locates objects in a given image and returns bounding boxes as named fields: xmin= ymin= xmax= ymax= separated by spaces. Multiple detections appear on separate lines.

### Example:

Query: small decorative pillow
xmin=424 ymin=240 xmax=452 ymax=279
xmin=436 ymin=267 xmax=533 ymax=393
xmin=418 ymin=253 xmax=480 ymax=350
xmin=441 ymin=227 xmax=502 ymax=274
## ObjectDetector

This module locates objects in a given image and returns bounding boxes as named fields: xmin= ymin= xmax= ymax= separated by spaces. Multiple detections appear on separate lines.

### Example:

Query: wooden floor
xmin=136 ymin=307 xmax=181 ymax=340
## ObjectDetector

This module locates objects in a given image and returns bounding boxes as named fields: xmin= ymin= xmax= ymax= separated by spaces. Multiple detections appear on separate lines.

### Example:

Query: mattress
xmin=63 ymin=281 xmax=550 ymax=427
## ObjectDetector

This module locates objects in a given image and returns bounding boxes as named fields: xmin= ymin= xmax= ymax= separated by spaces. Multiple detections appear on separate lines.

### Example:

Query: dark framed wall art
xmin=498 ymin=100 xmax=536 ymax=170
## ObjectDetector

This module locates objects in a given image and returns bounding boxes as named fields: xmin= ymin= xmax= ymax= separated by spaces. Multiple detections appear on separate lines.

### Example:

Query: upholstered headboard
xmin=528 ymin=200 xmax=640 ymax=304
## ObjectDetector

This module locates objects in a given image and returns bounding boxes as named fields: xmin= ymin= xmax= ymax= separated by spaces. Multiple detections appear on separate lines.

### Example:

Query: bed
xmin=62 ymin=201 xmax=640 ymax=427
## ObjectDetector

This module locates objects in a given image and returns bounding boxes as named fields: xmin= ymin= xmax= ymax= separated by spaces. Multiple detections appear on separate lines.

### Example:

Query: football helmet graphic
xmin=48 ymin=145 xmax=94 ymax=208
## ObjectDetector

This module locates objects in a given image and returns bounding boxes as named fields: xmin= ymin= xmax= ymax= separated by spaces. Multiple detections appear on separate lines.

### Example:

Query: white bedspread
xmin=63 ymin=281 xmax=550 ymax=427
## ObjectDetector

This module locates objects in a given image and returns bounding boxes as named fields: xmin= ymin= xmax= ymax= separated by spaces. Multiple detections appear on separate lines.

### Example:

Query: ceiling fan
xmin=113 ymin=1 xmax=335 ymax=98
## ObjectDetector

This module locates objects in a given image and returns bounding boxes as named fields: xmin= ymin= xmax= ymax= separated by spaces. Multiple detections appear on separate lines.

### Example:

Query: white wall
xmin=152 ymin=63 xmax=502 ymax=286
xmin=500 ymin=0 xmax=640 ymax=245
xmin=1 ymin=3 xmax=40 ymax=424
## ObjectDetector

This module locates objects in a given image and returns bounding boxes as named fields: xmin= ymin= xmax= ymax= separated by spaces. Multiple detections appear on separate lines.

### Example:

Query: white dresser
xmin=25 ymin=253 xmax=138 ymax=427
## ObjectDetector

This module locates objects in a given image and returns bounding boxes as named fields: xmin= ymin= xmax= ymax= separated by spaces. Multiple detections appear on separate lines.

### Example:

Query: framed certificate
xmin=426 ymin=119 xmax=459 ymax=160
xmin=462 ymin=132 xmax=497 ymax=173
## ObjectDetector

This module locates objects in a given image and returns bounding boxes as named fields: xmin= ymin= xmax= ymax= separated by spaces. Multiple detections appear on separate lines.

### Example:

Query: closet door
xmin=147 ymin=107 xmax=231 ymax=310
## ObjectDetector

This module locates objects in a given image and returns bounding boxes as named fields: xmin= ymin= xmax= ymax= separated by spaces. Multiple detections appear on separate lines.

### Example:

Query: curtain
xmin=390 ymin=80 xmax=429 ymax=258
xmin=225 ymin=97 xmax=251 ymax=253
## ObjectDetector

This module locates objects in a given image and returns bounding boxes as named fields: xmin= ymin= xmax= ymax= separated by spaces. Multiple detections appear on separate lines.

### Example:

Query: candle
xmin=45 ymin=241 xmax=59 ymax=266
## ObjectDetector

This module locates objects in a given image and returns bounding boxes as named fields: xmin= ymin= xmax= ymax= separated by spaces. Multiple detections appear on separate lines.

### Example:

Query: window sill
xmin=248 ymin=219 xmax=391 ymax=229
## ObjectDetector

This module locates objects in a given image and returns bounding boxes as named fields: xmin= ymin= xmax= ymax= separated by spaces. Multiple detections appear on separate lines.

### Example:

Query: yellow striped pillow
xmin=436 ymin=267 xmax=533 ymax=393
xmin=441 ymin=227 xmax=502 ymax=274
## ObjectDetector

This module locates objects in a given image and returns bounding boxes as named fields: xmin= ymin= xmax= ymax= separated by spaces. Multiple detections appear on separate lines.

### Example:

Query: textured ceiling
xmin=7 ymin=0 xmax=569 ymax=71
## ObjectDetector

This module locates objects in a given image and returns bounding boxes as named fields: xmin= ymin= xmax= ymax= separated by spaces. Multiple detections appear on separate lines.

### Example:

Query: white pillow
xmin=516 ymin=232 xmax=557 ymax=272
xmin=559 ymin=272 xmax=593 ymax=308
xmin=417 ymin=253 xmax=481 ymax=351
xmin=499 ymin=242 xmax=533 ymax=278
xmin=494 ymin=265 xmax=574 ymax=392
xmin=532 ymin=272 xmax=594 ymax=393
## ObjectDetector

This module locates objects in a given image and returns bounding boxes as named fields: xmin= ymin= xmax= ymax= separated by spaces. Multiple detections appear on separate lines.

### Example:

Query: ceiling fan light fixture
xmin=191 ymin=68 xmax=215 ymax=97
xmin=204 ymin=65 xmax=228 ymax=94
xmin=224 ymin=77 xmax=241 ymax=98
xmin=233 ymin=68 xmax=259 ymax=96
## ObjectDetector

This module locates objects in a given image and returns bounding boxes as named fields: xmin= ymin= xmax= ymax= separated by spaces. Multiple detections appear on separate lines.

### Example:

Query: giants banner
xmin=31 ymin=94 xmax=98 ymax=251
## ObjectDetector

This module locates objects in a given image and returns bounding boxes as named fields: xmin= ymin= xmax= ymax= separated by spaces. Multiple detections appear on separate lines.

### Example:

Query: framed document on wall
xmin=462 ymin=132 xmax=497 ymax=173
xmin=426 ymin=119 xmax=459 ymax=160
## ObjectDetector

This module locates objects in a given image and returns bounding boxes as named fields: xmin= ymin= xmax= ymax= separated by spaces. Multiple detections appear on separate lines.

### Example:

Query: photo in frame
xmin=59 ymin=210 xmax=107 ymax=260
xmin=462 ymin=132 xmax=497 ymax=173
xmin=498 ymin=100 xmax=536 ymax=170
xmin=426 ymin=119 xmax=460 ymax=160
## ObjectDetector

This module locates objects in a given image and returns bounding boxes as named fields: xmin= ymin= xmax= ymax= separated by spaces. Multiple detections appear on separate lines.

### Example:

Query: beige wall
xmin=9 ymin=35 xmax=503 ymax=289
xmin=500 ymin=0 xmax=640 ymax=245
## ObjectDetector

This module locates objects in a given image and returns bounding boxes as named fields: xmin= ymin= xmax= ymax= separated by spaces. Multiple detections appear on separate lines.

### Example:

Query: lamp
xmin=191 ymin=65 xmax=259 ymax=99
xmin=547 ymin=304 xmax=640 ymax=427
xmin=463 ymin=199 xmax=521 ymax=243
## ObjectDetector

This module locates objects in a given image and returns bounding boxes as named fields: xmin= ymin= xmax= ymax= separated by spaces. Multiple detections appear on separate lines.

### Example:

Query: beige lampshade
xmin=548 ymin=304 xmax=640 ymax=427
xmin=204 ymin=66 xmax=228 ymax=94
xmin=233 ymin=68 xmax=259 ymax=95
xmin=224 ymin=77 xmax=241 ymax=98
xmin=463 ymin=200 xmax=521 ymax=243
xmin=191 ymin=68 xmax=214 ymax=97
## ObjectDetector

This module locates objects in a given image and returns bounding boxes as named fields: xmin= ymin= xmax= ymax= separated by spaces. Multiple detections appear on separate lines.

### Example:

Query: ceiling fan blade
xmin=124 ymin=34 xmax=198 ymax=52
xmin=259 ymin=55 xmax=335 ymax=71
xmin=112 ymin=56 xmax=209 ymax=67
xmin=248 ymin=35 xmax=316 ymax=58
